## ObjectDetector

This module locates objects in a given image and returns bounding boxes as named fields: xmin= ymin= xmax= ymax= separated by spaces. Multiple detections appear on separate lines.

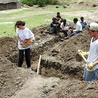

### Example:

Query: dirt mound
xmin=40 ymin=29 xmax=90 ymax=79
xmin=0 ymin=37 xmax=35 ymax=98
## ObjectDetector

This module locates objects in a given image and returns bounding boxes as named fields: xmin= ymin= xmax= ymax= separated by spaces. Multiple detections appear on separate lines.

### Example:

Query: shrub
xmin=46 ymin=0 xmax=55 ymax=5
xmin=20 ymin=0 xmax=34 ymax=6
xmin=37 ymin=0 xmax=46 ymax=7
xmin=37 ymin=0 xmax=60 ymax=7
xmin=32 ymin=0 xmax=38 ymax=4
xmin=20 ymin=0 xmax=61 ymax=7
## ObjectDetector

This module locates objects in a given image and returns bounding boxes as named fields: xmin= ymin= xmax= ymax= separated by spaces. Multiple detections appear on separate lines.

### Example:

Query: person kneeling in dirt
xmin=72 ymin=18 xmax=82 ymax=35
xmin=60 ymin=19 xmax=69 ymax=37
xmin=65 ymin=18 xmax=82 ymax=39
xmin=15 ymin=20 xmax=35 ymax=69
xmin=49 ymin=17 xmax=60 ymax=34
xmin=81 ymin=22 xmax=98 ymax=81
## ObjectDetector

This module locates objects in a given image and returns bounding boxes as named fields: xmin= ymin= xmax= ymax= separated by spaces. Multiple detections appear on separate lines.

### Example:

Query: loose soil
xmin=1 ymin=5 xmax=98 ymax=98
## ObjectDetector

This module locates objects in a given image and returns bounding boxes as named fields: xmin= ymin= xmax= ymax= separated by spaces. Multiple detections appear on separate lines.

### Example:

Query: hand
xmin=87 ymin=63 xmax=94 ymax=70
xmin=20 ymin=40 xmax=24 ymax=45
xmin=53 ymin=24 xmax=56 ymax=26
xmin=78 ymin=50 xmax=87 ymax=56
xmin=21 ymin=41 xmax=32 ymax=48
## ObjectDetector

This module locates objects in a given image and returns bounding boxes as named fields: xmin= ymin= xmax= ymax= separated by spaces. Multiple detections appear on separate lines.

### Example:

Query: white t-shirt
xmin=74 ymin=21 xmax=82 ymax=32
xmin=16 ymin=27 xmax=35 ymax=50
xmin=87 ymin=38 xmax=98 ymax=70
xmin=60 ymin=22 xmax=69 ymax=30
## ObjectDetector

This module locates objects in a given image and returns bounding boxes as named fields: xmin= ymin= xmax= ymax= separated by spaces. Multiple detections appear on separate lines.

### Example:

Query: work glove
xmin=78 ymin=50 xmax=87 ymax=56
xmin=86 ymin=63 xmax=94 ymax=71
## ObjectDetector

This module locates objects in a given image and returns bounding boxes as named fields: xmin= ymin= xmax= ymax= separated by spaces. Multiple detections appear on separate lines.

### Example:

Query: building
xmin=0 ymin=0 xmax=21 ymax=10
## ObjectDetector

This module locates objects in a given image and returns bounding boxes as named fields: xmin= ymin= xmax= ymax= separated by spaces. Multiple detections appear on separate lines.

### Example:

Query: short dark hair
xmin=80 ymin=17 xmax=84 ymax=20
xmin=63 ymin=19 xmax=66 ymax=22
xmin=57 ymin=12 xmax=60 ymax=14
xmin=52 ymin=17 xmax=57 ymax=21
xmin=73 ymin=18 xmax=78 ymax=22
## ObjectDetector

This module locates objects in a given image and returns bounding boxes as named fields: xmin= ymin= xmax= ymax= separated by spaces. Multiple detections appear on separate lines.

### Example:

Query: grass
xmin=0 ymin=5 xmax=98 ymax=37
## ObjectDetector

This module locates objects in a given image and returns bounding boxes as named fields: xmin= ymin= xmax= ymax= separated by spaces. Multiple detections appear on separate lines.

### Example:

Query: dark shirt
xmin=80 ymin=20 xmax=88 ymax=28
xmin=56 ymin=16 xmax=61 ymax=19
xmin=50 ymin=22 xmax=60 ymax=27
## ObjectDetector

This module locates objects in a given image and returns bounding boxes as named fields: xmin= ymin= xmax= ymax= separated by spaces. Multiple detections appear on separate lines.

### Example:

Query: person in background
xmin=60 ymin=19 xmax=69 ymax=37
xmin=49 ymin=17 xmax=60 ymax=34
xmin=59 ymin=18 xmax=64 ymax=24
xmin=15 ymin=20 xmax=35 ymax=69
xmin=65 ymin=18 xmax=82 ymax=39
xmin=80 ymin=17 xmax=88 ymax=29
xmin=73 ymin=18 xmax=82 ymax=35
xmin=56 ymin=12 xmax=62 ymax=22
xmin=81 ymin=22 xmax=98 ymax=81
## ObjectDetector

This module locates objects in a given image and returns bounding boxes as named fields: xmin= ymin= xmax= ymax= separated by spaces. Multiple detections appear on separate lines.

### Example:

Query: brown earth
xmin=1 ymin=6 xmax=98 ymax=98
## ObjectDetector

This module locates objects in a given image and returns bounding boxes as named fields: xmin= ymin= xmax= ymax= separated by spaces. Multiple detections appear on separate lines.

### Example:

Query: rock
xmin=92 ymin=4 xmax=97 ymax=7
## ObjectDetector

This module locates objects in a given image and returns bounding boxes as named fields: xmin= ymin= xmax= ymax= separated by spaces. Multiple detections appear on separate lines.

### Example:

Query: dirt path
xmin=11 ymin=72 xmax=61 ymax=98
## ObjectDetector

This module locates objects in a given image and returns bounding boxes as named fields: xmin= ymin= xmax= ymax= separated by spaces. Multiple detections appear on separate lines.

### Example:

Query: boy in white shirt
xmin=73 ymin=18 xmax=82 ymax=35
xmin=81 ymin=22 xmax=98 ymax=81
xmin=60 ymin=19 xmax=69 ymax=37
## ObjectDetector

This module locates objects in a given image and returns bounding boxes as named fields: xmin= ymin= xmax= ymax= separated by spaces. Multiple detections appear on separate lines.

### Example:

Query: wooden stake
xmin=37 ymin=55 xmax=41 ymax=74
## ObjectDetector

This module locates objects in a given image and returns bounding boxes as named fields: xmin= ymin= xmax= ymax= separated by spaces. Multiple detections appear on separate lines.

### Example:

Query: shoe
xmin=79 ymin=76 xmax=84 ymax=81
xmin=60 ymin=38 xmax=64 ymax=41
xmin=28 ymin=67 xmax=32 ymax=71
xmin=64 ymin=37 xmax=69 ymax=40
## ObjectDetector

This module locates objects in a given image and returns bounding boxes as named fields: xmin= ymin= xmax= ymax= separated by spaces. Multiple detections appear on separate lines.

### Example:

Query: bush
xmin=32 ymin=0 xmax=38 ymax=4
xmin=46 ymin=0 xmax=55 ymax=5
xmin=37 ymin=0 xmax=46 ymax=7
xmin=20 ymin=0 xmax=34 ymax=6
xmin=37 ymin=0 xmax=60 ymax=7
xmin=20 ymin=0 xmax=61 ymax=7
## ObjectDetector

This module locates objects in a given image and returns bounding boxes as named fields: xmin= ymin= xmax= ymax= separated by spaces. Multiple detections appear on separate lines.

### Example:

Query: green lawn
xmin=0 ymin=5 xmax=98 ymax=37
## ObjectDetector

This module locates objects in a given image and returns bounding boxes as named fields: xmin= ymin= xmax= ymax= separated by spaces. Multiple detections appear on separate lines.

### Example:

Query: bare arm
xmin=16 ymin=36 xmax=21 ymax=41
xmin=93 ymin=61 xmax=98 ymax=67
xmin=22 ymin=37 xmax=33 ymax=44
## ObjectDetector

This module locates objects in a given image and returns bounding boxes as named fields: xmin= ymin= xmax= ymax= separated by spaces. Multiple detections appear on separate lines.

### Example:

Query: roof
xmin=0 ymin=0 xmax=18 ymax=4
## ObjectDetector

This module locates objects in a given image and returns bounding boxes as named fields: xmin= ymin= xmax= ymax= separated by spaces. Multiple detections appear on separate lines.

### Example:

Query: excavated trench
xmin=7 ymin=30 xmax=90 ymax=80
xmin=6 ymin=25 xmax=91 ymax=80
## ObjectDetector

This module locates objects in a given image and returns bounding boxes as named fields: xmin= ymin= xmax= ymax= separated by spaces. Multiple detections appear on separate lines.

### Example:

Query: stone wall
xmin=0 ymin=1 xmax=21 ymax=10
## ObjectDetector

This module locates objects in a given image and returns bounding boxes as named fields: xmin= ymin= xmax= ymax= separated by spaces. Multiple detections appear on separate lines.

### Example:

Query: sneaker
xmin=28 ymin=67 xmax=32 ymax=71
xmin=79 ymin=76 xmax=84 ymax=81
xmin=64 ymin=37 xmax=69 ymax=40
xmin=60 ymin=38 xmax=64 ymax=41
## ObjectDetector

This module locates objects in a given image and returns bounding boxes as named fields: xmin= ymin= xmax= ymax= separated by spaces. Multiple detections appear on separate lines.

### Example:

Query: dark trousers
xmin=62 ymin=30 xmax=68 ymax=37
xmin=18 ymin=48 xmax=31 ymax=68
